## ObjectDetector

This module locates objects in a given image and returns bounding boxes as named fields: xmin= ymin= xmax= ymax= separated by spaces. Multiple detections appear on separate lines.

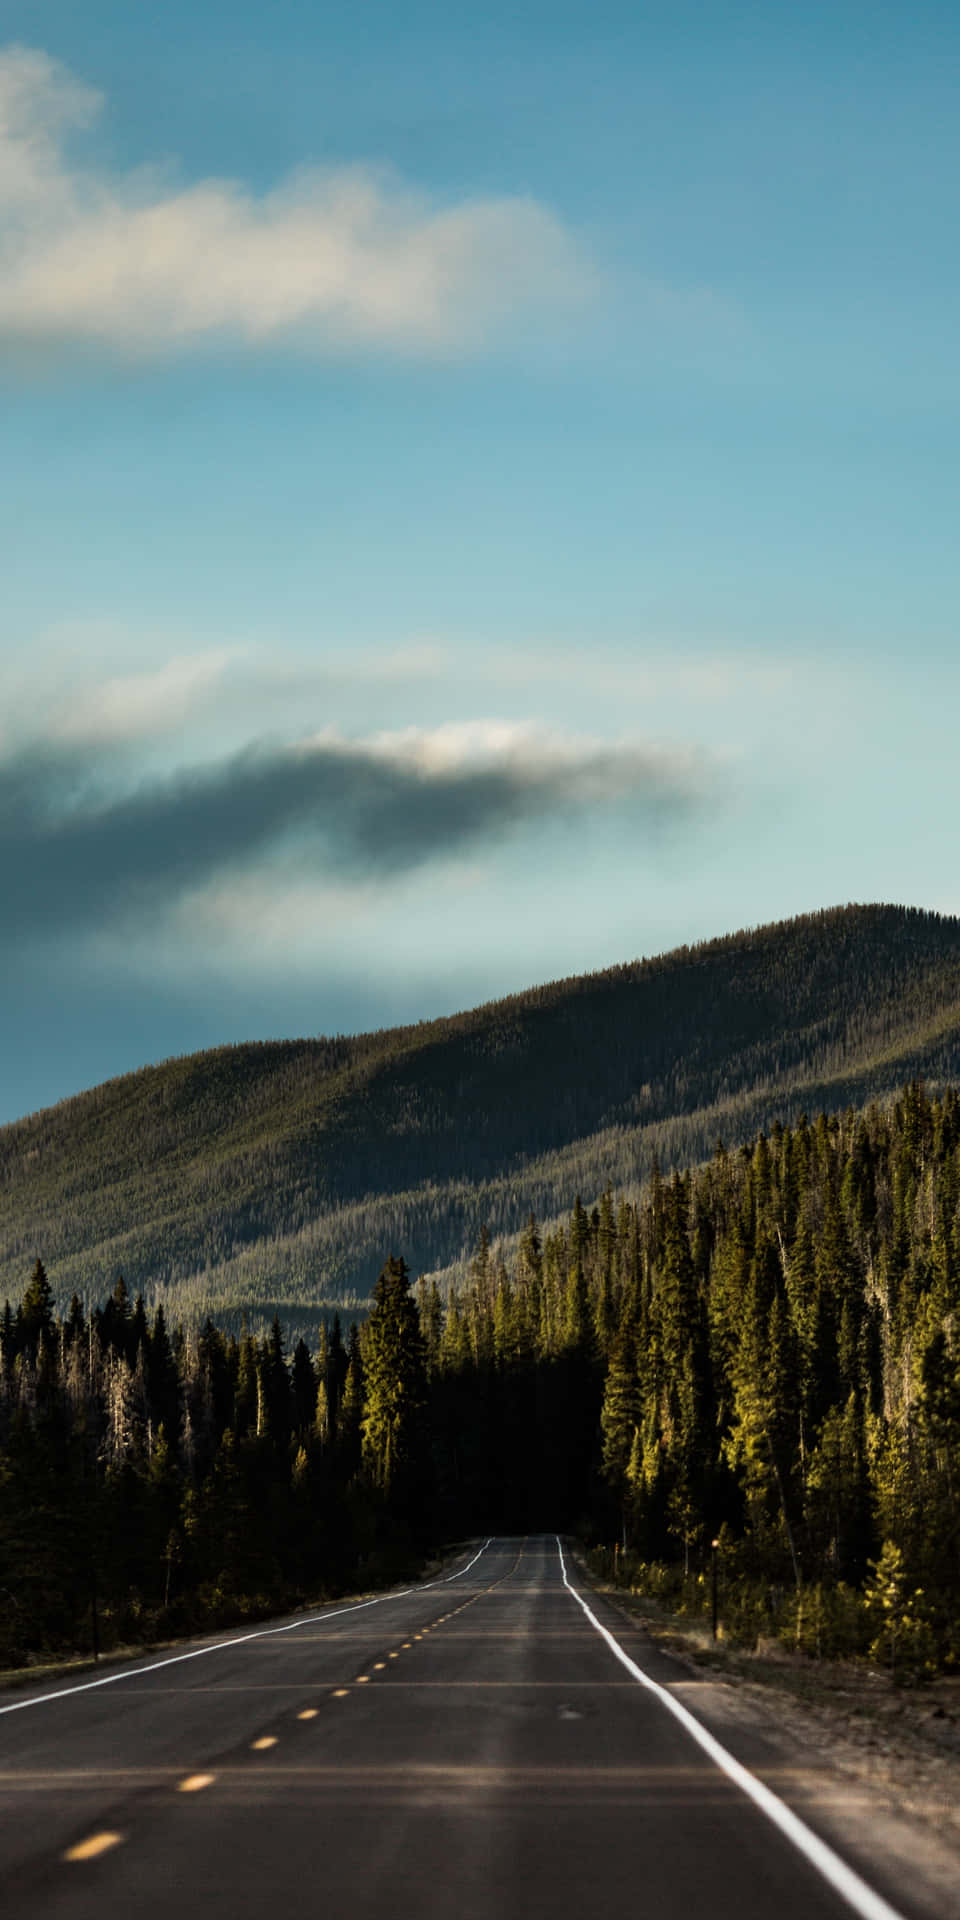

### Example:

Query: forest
xmin=2 ymin=1076 xmax=959 ymax=1679
xmin=5 ymin=904 xmax=960 ymax=1323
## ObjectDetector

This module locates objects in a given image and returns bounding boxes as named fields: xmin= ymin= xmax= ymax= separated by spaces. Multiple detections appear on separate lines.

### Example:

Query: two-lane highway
xmin=0 ymin=1538 xmax=918 ymax=1919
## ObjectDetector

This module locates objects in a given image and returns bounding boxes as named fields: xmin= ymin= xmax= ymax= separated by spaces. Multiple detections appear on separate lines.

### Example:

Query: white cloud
xmin=0 ymin=45 xmax=593 ymax=357
xmin=52 ymin=650 xmax=238 ymax=744
xmin=306 ymin=717 xmax=706 ymax=798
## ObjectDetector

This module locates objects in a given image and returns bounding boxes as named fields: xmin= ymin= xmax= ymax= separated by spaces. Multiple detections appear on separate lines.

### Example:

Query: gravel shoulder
xmin=578 ymin=1567 xmax=960 ymax=1920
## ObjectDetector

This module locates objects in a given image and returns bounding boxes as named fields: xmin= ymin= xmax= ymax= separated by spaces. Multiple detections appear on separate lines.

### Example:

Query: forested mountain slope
xmin=4 ymin=903 xmax=960 ymax=1326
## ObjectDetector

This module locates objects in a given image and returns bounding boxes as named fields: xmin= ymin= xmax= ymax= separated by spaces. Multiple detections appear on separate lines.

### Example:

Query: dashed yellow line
xmin=58 ymin=1549 xmax=530 ymax=1876
xmin=64 ymin=1832 xmax=123 ymax=1863
xmin=309 ymin=1547 xmax=528 ymax=1704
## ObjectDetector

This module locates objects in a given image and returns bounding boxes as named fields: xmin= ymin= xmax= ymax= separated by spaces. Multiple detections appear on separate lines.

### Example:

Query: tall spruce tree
xmin=361 ymin=1258 xmax=428 ymax=1512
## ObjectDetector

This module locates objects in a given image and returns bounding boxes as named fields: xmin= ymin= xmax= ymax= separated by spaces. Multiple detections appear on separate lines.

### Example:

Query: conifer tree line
xmin=1 ymin=1078 xmax=959 ymax=1674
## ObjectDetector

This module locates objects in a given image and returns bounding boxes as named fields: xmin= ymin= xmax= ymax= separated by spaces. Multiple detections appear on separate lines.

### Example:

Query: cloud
xmin=0 ymin=45 xmax=593 ymax=358
xmin=0 ymin=722 xmax=712 ymax=949
xmin=51 ymin=651 xmax=239 ymax=745
xmin=7 ymin=638 xmax=793 ymax=763
xmin=360 ymin=651 xmax=794 ymax=705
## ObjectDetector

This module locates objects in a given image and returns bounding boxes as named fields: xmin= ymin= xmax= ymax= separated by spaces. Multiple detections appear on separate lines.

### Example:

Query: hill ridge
xmin=4 ymin=901 xmax=960 ymax=1327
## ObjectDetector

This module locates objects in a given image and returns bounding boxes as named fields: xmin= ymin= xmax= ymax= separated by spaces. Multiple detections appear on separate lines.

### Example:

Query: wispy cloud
xmin=399 ymin=647 xmax=794 ymax=704
xmin=9 ymin=639 xmax=793 ymax=760
xmin=0 ymin=46 xmax=593 ymax=358
xmin=51 ymin=651 xmax=239 ymax=744
xmin=0 ymin=721 xmax=713 ymax=949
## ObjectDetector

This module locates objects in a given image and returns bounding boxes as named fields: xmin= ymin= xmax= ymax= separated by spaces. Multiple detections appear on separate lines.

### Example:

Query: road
xmin=0 ymin=1536 xmax=917 ymax=1920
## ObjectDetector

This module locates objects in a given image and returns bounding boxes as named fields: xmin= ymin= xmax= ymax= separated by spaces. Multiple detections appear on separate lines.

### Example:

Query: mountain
xmin=4 ymin=903 xmax=960 ymax=1332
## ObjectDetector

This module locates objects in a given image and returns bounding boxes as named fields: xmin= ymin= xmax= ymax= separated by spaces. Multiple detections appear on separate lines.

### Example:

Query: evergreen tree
xmin=20 ymin=1260 xmax=54 ymax=1353
xmin=361 ymin=1258 xmax=428 ymax=1522
xmin=338 ymin=1324 xmax=365 ymax=1476
xmin=291 ymin=1339 xmax=317 ymax=1435
xmin=600 ymin=1331 xmax=641 ymax=1543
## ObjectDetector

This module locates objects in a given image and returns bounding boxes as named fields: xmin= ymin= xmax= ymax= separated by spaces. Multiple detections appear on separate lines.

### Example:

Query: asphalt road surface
xmin=0 ymin=1536 xmax=917 ymax=1920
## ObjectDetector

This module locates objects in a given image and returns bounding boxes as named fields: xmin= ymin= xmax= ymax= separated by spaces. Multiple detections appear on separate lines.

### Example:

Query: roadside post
xmin=711 ymin=1537 xmax=719 ymax=1642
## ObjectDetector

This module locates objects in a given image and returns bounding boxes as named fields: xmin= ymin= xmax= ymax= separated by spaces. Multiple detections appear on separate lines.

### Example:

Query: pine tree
xmin=418 ymin=1279 xmax=444 ymax=1377
xmin=102 ymin=1275 xmax=133 ymax=1359
xmin=338 ymin=1325 xmax=365 ymax=1475
xmin=291 ymin=1339 xmax=317 ymax=1435
xmin=600 ymin=1331 xmax=641 ymax=1543
xmin=148 ymin=1303 xmax=180 ymax=1441
xmin=260 ymin=1316 xmax=291 ymax=1446
xmin=235 ymin=1325 xmax=259 ymax=1436
xmin=361 ymin=1257 xmax=428 ymax=1512
xmin=20 ymin=1260 xmax=54 ymax=1352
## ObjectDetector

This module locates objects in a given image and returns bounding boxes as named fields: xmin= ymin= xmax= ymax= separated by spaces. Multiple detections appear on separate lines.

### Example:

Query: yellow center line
xmin=373 ymin=1662 xmax=386 ymax=1670
xmin=178 ymin=1773 xmax=215 ymax=1793
xmin=63 ymin=1832 xmax=123 ymax=1863
xmin=297 ymin=1709 xmax=319 ymax=1720
xmin=332 ymin=1689 xmax=349 ymax=1698
xmin=388 ymin=1651 xmax=399 ymax=1659
xmin=251 ymin=1736 xmax=278 ymax=1751
xmin=355 ymin=1675 xmax=370 ymax=1684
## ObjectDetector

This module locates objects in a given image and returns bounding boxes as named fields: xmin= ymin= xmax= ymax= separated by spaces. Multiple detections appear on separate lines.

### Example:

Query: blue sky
xmin=1 ymin=2 xmax=958 ymax=1123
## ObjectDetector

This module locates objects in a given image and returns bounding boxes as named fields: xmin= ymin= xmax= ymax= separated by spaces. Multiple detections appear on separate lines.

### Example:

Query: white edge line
xmin=0 ymin=1537 xmax=493 ymax=1718
xmin=555 ymin=1537 xmax=908 ymax=1920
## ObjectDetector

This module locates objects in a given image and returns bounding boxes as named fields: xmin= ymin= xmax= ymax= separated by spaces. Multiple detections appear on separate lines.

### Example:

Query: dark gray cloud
xmin=0 ymin=730 xmax=708 ymax=948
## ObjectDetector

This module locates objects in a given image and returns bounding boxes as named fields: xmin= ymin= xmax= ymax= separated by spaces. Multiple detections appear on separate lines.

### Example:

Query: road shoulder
xmin=573 ymin=1557 xmax=960 ymax=1920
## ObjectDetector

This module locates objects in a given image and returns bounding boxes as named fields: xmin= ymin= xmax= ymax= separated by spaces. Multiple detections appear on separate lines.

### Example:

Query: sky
xmin=2 ymin=1 xmax=959 ymax=1124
